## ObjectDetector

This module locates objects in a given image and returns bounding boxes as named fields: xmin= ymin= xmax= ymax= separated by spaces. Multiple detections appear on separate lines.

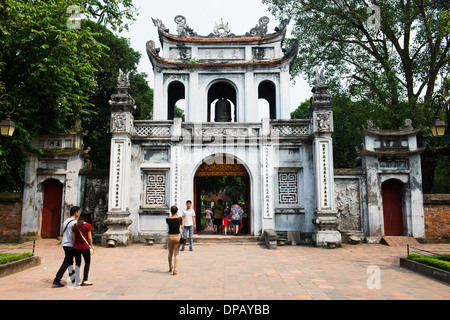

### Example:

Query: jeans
xmin=182 ymin=225 xmax=193 ymax=249
xmin=73 ymin=248 xmax=91 ymax=283
xmin=54 ymin=246 xmax=75 ymax=283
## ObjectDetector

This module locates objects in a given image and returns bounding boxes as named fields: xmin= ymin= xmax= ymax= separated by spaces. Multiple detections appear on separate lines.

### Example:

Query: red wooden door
xmin=41 ymin=179 xmax=63 ymax=238
xmin=382 ymin=179 xmax=404 ymax=236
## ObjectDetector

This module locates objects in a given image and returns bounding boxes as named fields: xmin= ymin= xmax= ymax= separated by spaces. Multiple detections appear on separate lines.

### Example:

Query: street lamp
xmin=430 ymin=116 xmax=446 ymax=137
xmin=0 ymin=94 xmax=16 ymax=137
xmin=0 ymin=115 xmax=15 ymax=137
xmin=429 ymin=93 xmax=448 ymax=138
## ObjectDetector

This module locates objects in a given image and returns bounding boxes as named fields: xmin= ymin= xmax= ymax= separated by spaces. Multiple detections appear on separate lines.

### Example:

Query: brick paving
xmin=0 ymin=239 xmax=449 ymax=300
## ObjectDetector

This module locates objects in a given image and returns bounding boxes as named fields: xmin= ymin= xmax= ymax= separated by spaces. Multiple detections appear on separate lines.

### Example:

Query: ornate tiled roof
xmin=146 ymin=15 xmax=298 ymax=70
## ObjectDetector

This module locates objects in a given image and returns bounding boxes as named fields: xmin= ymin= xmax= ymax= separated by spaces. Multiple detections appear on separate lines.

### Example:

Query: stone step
xmin=381 ymin=236 xmax=421 ymax=247
xmin=192 ymin=234 xmax=263 ymax=245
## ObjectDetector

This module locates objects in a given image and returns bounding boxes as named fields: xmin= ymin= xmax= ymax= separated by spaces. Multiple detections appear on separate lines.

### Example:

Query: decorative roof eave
xmin=359 ymin=119 xmax=422 ymax=137
xmin=360 ymin=127 xmax=422 ymax=138
xmin=146 ymin=38 xmax=298 ymax=71
xmin=359 ymin=146 xmax=426 ymax=157
xmin=151 ymin=15 xmax=290 ymax=47
xmin=157 ymin=27 xmax=286 ymax=46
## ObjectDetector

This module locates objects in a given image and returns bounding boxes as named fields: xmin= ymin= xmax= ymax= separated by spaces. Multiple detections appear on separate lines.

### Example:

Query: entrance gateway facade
xmin=102 ymin=15 xmax=339 ymax=247
xmin=101 ymin=15 xmax=426 ymax=247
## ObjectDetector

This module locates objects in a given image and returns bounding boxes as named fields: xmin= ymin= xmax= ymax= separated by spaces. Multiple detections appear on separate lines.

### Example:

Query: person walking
xmin=72 ymin=211 xmax=94 ymax=286
xmin=181 ymin=200 xmax=195 ymax=251
xmin=213 ymin=199 xmax=224 ymax=234
xmin=166 ymin=205 xmax=182 ymax=275
xmin=52 ymin=206 xmax=80 ymax=287
xmin=205 ymin=207 xmax=213 ymax=230
xmin=222 ymin=210 xmax=228 ymax=236
xmin=230 ymin=201 xmax=244 ymax=235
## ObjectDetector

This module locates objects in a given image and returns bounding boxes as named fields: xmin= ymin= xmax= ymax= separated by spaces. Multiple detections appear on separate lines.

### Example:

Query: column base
xmin=312 ymin=230 xmax=342 ymax=247
xmin=101 ymin=211 xmax=132 ymax=247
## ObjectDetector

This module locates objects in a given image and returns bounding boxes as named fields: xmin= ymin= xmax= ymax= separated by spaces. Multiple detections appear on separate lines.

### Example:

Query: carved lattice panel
xmin=278 ymin=172 xmax=298 ymax=204
xmin=146 ymin=174 xmax=166 ymax=205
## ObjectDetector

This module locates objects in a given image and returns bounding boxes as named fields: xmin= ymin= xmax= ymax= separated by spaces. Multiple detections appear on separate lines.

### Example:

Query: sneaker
xmin=180 ymin=247 xmax=185 ymax=251
xmin=52 ymin=280 xmax=65 ymax=288
xmin=189 ymin=247 xmax=193 ymax=251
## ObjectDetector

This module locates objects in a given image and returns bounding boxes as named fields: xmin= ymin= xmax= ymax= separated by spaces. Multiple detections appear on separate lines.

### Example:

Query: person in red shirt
xmin=72 ymin=211 xmax=94 ymax=286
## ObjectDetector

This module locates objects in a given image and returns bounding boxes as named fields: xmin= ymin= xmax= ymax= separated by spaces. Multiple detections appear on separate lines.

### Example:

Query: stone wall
xmin=423 ymin=194 xmax=450 ymax=243
xmin=0 ymin=193 xmax=23 ymax=243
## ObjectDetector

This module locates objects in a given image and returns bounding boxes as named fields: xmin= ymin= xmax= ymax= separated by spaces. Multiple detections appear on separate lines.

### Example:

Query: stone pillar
xmin=102 ymin=70 xmax=135 ymax=246
xmin=310 ymin=71 xmax=341 ymax=247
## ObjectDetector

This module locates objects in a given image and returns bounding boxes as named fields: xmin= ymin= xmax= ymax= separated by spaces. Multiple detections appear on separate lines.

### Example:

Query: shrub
xmin=408 ymin=254 xmax=450 ymax=272
xmin=0 ymin=252 xmax=33 ymax=265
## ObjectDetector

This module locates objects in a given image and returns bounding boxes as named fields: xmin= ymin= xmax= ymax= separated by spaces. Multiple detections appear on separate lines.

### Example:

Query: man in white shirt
xmin=53 ymin=206 xmax=80 ymax=287
xmin=181 ymin=200 xmax=195 ymax=252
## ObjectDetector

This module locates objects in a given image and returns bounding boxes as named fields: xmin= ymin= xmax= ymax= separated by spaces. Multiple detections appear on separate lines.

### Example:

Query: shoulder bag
xmin=63 ymin=219 xmax=75 ymax=234
xmin=77 ymin=225 xmax=94 ymax=255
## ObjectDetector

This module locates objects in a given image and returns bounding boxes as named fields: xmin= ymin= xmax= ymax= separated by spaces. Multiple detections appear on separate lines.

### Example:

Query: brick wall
xmin=423 ymin=194 xmax=450 ymax=243
xmin=0 ymin=193 xmax=23 ymax=243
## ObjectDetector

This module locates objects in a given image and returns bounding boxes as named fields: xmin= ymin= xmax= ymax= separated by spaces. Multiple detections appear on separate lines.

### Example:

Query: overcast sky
xmin=121 ymin=0 xmax=312 ymax=112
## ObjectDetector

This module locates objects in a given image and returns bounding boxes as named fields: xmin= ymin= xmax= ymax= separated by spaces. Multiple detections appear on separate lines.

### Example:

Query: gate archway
xmin=193 ymin=155 xmax=251 ymax=235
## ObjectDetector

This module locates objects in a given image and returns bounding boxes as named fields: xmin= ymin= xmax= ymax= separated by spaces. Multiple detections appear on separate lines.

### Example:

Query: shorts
xmin=232 ymin=220 xmax=240 ymax=226
xmin=222 ymin=218 xmax=228 ymax=226
xmin=214 ymin=218 xmax=222 ymax=226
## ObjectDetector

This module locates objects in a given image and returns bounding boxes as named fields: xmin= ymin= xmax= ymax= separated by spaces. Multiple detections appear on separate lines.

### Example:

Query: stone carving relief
xmin=252 ymin=47 xmax=275 ymax=60
xmin=118 ymin=68 xmax=130 ymax=87
xmin=146 ymin=40 xmax=160 ymax=57
xmin=275 ymin=18 xmax=290 ymax=32
xmin=335 ymin=179 xmax=361 ymax=231
xmin=213 ymin=18 xmax=231 ymax=38
xmin=169 ymin=47 xmax=192 ymax=60
xmin=314 ymin=69 xmax=326 ymax=86
xmin=83 ymin=177 xmax=109 ymax=238
xmin=113 ymin=114 xmax=127 ymax=132
xmin=316 ymin=113 xmax=332 ymax=131
xmin=194 ymin=127 xmax=249 ymax=137
xmin=246 ymin=16 xmax=270 ymax=37
xmin=152 ymin=17 xmax=169 ymax=33
xmin=174 ymin=15 xmax=197 ymax=37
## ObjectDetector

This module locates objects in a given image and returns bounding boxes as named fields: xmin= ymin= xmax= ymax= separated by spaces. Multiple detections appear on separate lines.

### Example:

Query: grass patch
xmin=0 ymin=252 xmax=34 ymax=265
xmin=408 ymin=254 xmax=450 ymax=272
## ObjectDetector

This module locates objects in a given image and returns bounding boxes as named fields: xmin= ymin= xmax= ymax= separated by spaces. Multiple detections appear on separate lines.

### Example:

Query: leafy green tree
xmin=0 ymin=0 xmax=137 ymax=190
xmin=264 ymin=0 xmax=449 ymax=192
xmin=290 ymin=99 xmax=311 ymax=119
xmin=82 ymin=20 xmax=153 ymax=170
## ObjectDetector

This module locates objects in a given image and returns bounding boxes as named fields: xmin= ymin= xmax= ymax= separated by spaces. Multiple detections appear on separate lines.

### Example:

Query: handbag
xmin=77 ymin=225 xmax=94 ymax=255
xmin=179 ymin=222 xmax=186 ymax=245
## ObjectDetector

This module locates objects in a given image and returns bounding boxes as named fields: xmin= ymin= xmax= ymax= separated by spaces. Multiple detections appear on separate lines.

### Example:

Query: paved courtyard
xmin=0 ymin=239 xmax=449 ymax=300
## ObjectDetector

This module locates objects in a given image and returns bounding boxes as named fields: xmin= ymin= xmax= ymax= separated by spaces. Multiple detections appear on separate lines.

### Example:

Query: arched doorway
xmin=193 ymin=155 xmax=251 ymax=235
xmin=382 ymin=179 xmax=404 ymax=236
xmin=207 ymin=81 xmax=237 ymax=122
xmin=168 ymin=81 xmax=185 ymax=120
xmin=41 ymin=179 xmax=64 ymax=238
xmin=258 ymin=80 xmax=276 ymax=120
